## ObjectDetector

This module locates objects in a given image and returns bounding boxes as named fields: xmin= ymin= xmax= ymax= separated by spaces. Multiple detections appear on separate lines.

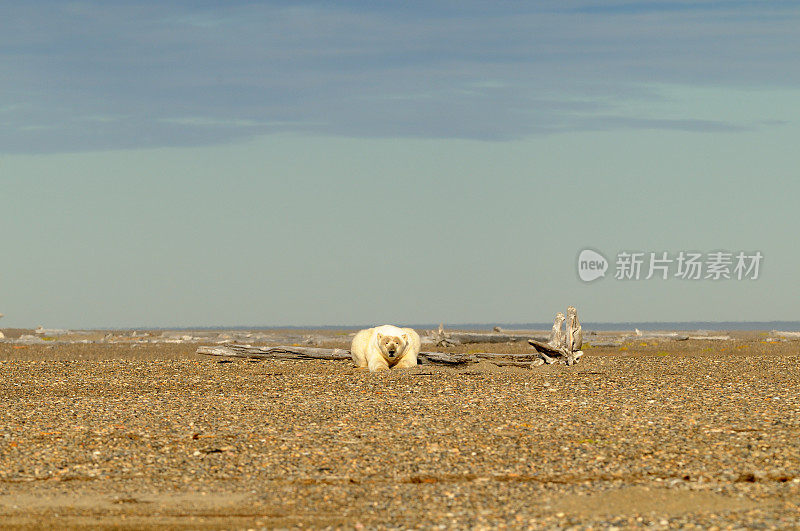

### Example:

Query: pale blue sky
xmin=1 ymin=2 xmax=799 ymax=328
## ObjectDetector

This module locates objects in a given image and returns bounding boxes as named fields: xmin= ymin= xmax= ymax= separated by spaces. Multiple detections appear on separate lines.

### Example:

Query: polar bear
xmin=351 ymin=324 xmax=421 ymax=372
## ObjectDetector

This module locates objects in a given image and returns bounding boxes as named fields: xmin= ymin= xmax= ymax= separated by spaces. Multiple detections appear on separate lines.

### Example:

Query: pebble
xmin=0 ymin=337 xmax=797 ymax=528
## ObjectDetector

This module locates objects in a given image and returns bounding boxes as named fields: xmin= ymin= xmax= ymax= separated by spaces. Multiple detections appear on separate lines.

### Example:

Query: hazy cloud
xmin=1 ymin=1 xmax=798 ymax=152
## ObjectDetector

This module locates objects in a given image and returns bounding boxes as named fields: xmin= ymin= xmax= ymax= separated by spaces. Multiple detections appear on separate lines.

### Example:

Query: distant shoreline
xmin=10 ymin=321 xmax=796 ymax=332
xmin=181 ymin=321 xmax=800 ymax=332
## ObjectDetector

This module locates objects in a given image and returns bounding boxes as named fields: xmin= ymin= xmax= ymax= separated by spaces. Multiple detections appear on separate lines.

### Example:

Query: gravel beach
xmin=1 ymin=332 xmax=798 ymax=529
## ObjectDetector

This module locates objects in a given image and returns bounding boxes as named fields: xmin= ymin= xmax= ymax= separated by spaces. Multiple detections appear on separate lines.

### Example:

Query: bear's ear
xmin=402 ymin=333 xmax=408 ymax=342
xmin=376 ymin=333 xmax=383 ymax=341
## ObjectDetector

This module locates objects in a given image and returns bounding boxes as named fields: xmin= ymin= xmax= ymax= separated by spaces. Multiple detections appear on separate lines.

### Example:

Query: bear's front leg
xmin=393 ymin=356 xmax=418 ymax=369
xmin=368 ymin=358 xmax=390 ymax=372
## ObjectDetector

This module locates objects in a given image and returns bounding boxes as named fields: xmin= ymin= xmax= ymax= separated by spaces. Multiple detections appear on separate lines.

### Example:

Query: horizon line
xmin=10 ymin=320 xmax=800 ymax=332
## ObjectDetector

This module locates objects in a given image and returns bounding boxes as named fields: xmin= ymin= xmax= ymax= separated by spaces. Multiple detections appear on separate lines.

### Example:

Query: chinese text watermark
xmin=578 ymin=249 xmax=762 ymax=282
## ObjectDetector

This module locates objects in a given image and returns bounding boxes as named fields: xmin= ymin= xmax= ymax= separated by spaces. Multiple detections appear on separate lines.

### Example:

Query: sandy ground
xmin=0 ymin=332 xmax=798 ymax=529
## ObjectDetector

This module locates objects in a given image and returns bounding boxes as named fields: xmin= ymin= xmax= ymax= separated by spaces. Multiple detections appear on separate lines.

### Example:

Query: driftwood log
xmin=771 ymin=330 xmax=800 ymax=339
xmin=634 ymin=329 xmax=689 ymax=340
xmin=428 ymin=323 xmax=547 ymax=347
xmin=196 ymin=345 xmax=555 ymax=367
xmin=199 ymin=345 xmax=351 ymax=360
xmin=198 ymin=345 xmax=480 ymax=365
xmin=199 ymin=309 xmax=591 ymax=369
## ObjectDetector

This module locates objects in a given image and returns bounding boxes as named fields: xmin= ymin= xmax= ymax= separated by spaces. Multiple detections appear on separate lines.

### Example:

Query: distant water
xmin=500 ymin=321 xmax=800 ymax=332
xmin=178 ymin=321 xmax=800 ymax=332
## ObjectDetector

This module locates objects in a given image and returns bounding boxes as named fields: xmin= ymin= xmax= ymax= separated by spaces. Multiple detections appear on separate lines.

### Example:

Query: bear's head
xmin=376 ymin=332 xmax=409 ymax=361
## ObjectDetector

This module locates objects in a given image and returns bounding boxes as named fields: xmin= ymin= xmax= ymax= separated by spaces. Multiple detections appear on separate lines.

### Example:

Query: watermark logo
xmin=578 ymin=249 xmax=763 ymax=282
xmin=577 ymin=249 xmax=609 ymax=282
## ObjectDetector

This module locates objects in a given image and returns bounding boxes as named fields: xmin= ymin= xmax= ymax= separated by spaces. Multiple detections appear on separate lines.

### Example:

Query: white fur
xmin=351 ymin=324 xmax=420 ymax=371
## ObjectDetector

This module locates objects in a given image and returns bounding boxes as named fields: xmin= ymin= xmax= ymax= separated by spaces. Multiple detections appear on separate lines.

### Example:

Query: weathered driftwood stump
xmin=565 ymin=306 xmax=583 ymax=365
xmin=528 ymin=306 xmax=584 ymax=366
xmin=430 ymin=323 xmax=457 ymax=347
